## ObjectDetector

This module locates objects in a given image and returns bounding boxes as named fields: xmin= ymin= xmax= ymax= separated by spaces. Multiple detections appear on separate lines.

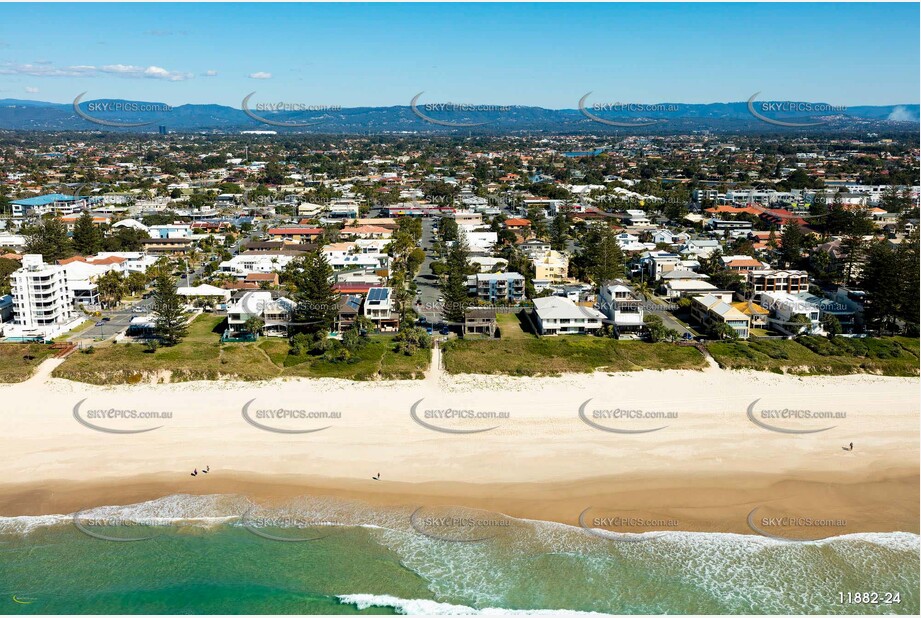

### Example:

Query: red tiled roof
xmin=244 ymin=273 xmax=277 ymax=281
xmin=268 ymin=227 xmax=323 ymax=235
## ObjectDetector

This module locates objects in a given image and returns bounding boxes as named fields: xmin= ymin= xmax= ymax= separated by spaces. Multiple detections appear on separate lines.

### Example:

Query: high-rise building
xmin=8 ymin=255 xmax=76 ymax=339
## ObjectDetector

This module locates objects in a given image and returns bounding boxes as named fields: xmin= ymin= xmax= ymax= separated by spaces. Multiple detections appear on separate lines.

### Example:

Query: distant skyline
xmin=0 ymin=2 xmax=918 ymax=108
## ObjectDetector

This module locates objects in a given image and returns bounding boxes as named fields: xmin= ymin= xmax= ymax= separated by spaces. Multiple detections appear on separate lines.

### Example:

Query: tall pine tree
xmin=72 ymin=211 xmax=104 ymax=255
xmin=152 ymin=273 xmax=188 ymax=346
xmin=442 ymin=235 xmax=471 ymax=323
xmin=290 ymin=251 xmax=339 ymax=333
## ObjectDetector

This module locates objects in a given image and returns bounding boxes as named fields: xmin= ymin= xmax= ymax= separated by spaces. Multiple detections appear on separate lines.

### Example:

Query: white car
xmin=437 ymin=297 xmax=444 ymax=303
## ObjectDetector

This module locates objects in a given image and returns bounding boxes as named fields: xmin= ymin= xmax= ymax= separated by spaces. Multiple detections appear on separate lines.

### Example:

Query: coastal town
xmin=0 ymin=132 xmax=918 ymax=383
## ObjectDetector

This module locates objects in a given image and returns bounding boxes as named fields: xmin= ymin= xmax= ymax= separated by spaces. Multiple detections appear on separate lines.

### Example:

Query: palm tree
xmin=96 ymin=271 xmax=126 ymax=309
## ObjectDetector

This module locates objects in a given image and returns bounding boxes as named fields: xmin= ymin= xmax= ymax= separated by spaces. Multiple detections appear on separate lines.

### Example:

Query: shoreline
xmin=2 ymin=367 xmax=918 ymax=540
xmin=1 ymin=468 xmax=918 ymax=538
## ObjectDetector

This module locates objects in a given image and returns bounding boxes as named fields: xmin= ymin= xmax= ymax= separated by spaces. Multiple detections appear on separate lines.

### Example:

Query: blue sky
xmin=0 ymin=2 xmax=918 ymax=107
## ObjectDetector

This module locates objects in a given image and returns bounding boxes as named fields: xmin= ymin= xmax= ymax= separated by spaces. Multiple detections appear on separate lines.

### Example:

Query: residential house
xmin=660 ymin=270 xmax=718 ymax=299
xmin=748 ymin=269 xmax=810 ymax=299
xmin=720 ymin=255 xmax=767 ymax=273
xmin=598 ymin=281 xmax=645 ymax=338
xmin=363 ymin=287 xmax=399 ymax=331
xmin=11 ymin=194 xmax=95 ymax=218
xmin=519 ymin=239 xmax=551 ymax=257
xmin=730 ymin=301 xmax=769 ymax=328
xmin=337 ymin=295 xmax=363 ymax=331
xmin=267 ymin=226 xmax=323 ymax=243
xmin=532 ymin=296 xmax=605 ymax=336
xmin=690 ymin=294 xmax=751 ymax=339
xmin=463 ymin=307 xmax=498 ymax=337
xmin=760 ymin=291 xmax=822 ymax=335
xmin=226 ymin=291 xmax=295 ymax=338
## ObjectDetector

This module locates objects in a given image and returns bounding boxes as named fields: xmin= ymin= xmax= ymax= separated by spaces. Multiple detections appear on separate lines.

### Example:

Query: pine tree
xmin=779 ymin=223 xmax=803 ymax=267
xmin=290 ymin=251 xmax=339 ymax=333
xmin=442 ymin=235 xmax=471 ymax=323
xmin=152 ymin=273 xmax=188 ymax=346
xmin=72 ymin=211 xmax=103 ymax=255
xmin=583 ymin=223 xmax=624 ymax=287
xmin=24 ymin=218 xmax=73 ymax=261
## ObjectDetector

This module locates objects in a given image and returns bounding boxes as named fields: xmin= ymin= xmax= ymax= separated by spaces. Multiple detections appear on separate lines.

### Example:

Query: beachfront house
xmin=226 ymin=291 xmax=295 ymax=338
xmin=463 ymin=307 xmax=498 ymax=337
xmin=598 ymin=281 xmax=645 ymax=338
xmin=690 ymin=294 xmax=751 ymax=339
xmin=532 ymin=296 xmax=605 ymax=336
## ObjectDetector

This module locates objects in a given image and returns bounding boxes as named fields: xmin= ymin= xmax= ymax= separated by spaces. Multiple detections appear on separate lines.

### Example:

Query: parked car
xmin=439 ymin=326 xmax=450 ymax=335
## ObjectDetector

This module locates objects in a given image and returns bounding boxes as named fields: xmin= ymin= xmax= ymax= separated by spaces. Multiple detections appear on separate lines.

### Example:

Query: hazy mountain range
xmin=0 ymin=98 xmax=917 ymax=134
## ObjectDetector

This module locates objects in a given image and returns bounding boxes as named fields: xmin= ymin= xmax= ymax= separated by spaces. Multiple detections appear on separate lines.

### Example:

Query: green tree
xmin=152 ymin=273 xmax=188 ymax=345
xmin=779 ymin=223 xmax=803 ymax=267
xmin=442 ymin=235 xmax=471 ymax=322
xmin=0 ymin=258 xmax=18 ymax=295
xmin=96 ymin=271 xmax=126 ymax=309
xmin=289 ymin=251 xmax=339 ymax=333
xmin=821 ymin=314 xmax=842 ymax=338
xmin=582 ymin=223 xmax=624 ymax=287
xmin=244 ymin=315 xmax=265 ymax=336
xmin=72 ymin=211 xmax=104 ymax=255
xmin=125 ymin=271 xmax=149 ymax=296
xmin=24 ymin=218 xmax=72 ymax=261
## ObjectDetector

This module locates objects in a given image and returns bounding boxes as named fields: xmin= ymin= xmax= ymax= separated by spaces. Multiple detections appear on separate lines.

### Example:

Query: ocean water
xmin=0 ymin=494 xmax=917 ymax=615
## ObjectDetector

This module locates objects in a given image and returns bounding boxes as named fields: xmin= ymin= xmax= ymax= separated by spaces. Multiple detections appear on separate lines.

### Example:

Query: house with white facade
xmin=761 ymin=291 xmax=822 ymax=335
xmin=532 ymin=296 xmax=605 ymax=336
xmin=598 ymin=281 xmax=645 ymax=338
xmin=226 ymin=291 xmax=295 ymax=338
xmin=6 ymin=255 xmax=84 ymax=340
xmin=363 ymin=287 xmax=399 ymax=331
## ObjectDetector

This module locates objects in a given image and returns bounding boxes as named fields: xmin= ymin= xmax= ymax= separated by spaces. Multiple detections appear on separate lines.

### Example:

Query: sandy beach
xmin=1 ymin=359 xmax=918 ymax=537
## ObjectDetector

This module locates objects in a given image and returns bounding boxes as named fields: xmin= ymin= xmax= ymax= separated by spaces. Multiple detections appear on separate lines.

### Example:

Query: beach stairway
xmin=50 ymin=343 xmax=78 ymax=359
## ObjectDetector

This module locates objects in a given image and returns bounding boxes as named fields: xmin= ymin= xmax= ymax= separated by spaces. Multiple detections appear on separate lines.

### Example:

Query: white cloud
xmin=25 ymin=86 xmax=39 ymax=93
xmin=248 ymin=72 xmax=272 ymax=80
xmin=0 ymin=62 xmax=193 ymax=81
xmin=202 ymin=70 xmax=218 ymax=77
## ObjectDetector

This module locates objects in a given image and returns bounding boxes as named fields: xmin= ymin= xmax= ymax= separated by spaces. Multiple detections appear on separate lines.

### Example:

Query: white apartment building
xmin=7 ymin=255 xmax=82 ymax=340
xmin=219 ymin=254 xmax=296 ymax=278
